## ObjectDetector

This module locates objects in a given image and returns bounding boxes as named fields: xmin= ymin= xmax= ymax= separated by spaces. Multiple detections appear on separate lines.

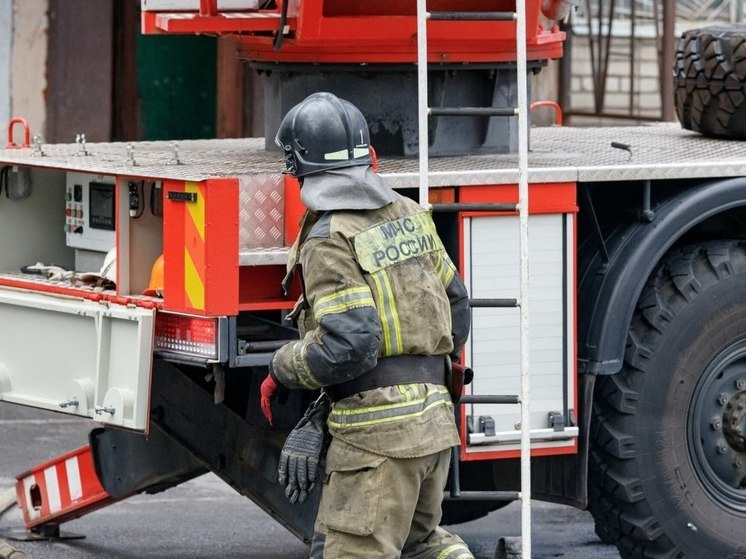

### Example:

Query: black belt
xmin=326 ymin=355 xmax=448 ymax=402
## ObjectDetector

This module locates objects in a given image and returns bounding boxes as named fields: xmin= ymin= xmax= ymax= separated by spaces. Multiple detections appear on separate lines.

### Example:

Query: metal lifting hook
xmin=6 ymin=117 xmax=31 ymax=149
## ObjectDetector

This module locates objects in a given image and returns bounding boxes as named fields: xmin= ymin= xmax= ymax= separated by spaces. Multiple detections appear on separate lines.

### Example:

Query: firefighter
xmin=260 ymin=92 xmax=474 ymax=559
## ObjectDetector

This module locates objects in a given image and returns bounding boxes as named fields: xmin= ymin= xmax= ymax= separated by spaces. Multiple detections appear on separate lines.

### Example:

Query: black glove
xmin=277 ymin=393 xmax=330 ymax=503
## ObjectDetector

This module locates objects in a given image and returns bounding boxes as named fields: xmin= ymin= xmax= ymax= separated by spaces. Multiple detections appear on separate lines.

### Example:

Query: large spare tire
xmin=674 ymin=26 xmax=746 ymax=139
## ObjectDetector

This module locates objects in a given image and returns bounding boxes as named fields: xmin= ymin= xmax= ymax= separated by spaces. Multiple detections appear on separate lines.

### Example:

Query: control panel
xmin=65 ymin=173 xmax=116 ymax=252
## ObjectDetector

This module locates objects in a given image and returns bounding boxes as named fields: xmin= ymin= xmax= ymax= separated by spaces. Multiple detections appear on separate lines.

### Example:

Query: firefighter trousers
xmin=310 ymin=440 xmax=474 ymax=559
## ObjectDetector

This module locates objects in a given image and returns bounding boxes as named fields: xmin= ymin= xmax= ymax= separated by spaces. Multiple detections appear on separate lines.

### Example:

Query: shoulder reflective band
xmin=353 ymin=211 xmax=441 ymax=273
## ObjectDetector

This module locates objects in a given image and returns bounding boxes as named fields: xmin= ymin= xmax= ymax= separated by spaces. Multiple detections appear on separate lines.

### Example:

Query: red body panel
xmin=163 ymin=179 xmax=239 ymax=316
xmin=142 ymin=1 xmax=565 ymax=64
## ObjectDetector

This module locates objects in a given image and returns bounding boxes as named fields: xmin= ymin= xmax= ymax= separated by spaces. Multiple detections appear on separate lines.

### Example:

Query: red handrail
xmin=530 ymin=101 xmax=563 ymax=126
xmin=6 ymin=117 xmax=31 ymax=149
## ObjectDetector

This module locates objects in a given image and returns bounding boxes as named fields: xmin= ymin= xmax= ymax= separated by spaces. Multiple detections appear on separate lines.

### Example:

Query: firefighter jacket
xmin=271 ymin=190 xmax=470 ymax=458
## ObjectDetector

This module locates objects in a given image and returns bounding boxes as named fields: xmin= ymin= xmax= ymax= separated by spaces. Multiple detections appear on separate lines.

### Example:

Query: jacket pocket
xmin=317 ymin=444 xmax=387 ymax=536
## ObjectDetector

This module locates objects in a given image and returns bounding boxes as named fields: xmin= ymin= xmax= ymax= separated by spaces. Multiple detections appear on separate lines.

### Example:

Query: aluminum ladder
xmin=415 ymin=1 xmax=532 ymax=556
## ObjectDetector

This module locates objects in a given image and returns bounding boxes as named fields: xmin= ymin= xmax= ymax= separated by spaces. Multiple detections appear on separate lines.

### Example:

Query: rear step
xmin=6 ymin=446 xmax=115 ymax=540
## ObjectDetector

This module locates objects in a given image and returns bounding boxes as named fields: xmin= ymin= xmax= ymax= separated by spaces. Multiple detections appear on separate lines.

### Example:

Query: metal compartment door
xmin=0 ymin=287 xmax=154 ymax=432
xmin=463 ymin=214 xmax=577 ymax=454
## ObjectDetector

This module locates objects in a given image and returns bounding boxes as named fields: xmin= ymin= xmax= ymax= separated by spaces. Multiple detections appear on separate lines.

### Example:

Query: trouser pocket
xmin=317 ymin=442 xmax=387 ymax=536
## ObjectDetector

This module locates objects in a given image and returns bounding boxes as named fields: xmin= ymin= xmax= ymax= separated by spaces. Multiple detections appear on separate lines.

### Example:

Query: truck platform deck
xmin=2 ymin=123 xmax=746 ymax=187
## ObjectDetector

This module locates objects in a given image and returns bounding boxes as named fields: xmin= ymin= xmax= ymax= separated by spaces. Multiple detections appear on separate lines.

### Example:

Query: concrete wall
xmin=10 ymin=0 xmax=48 ymax=140
xmin=0 ymin=0 xmax=10 ymax=131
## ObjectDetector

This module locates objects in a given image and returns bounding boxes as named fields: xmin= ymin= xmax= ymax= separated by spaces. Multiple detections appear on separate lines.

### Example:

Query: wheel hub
xmin=689 ymin=343 xmax=746 ymax=510
xmin=723 ymin=391 xmax=746 ymax=454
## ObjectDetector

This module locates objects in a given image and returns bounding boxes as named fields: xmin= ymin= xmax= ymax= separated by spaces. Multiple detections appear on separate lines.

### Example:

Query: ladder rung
xmin=460 ymin=395 xmax=520 ymax=405
xmin=470 ymin=298 xmax=518 ymax=308
xmin=431 ymin=203 xmax=517 ymax=213
xmin=428 ymin=11 xmax=516 ymax=21
xmin=429 ymin=107 xmax=517 ymax=117
xmin=444 ymin=490 xmax=520 ymax=501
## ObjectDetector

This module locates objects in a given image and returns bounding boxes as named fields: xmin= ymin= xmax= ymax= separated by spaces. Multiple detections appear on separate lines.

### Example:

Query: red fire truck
xmin=0 ymin=2 xmax=744 ymax=557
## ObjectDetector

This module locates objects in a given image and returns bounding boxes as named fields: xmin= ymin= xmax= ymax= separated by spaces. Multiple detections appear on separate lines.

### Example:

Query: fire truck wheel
xmin=588 ymin=240 xmax=746 ymax=558
xmin=674 ymin=25 xmax=746 ymax=140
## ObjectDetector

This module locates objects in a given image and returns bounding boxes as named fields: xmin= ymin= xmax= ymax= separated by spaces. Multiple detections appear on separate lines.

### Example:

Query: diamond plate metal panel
xmin=378 ymin=124 xmax=746 ymax=185
xmin=2 ymin=124 xmax=746 ymax=189
xmin=238 ymin=247 xmax=290 ymax=266
xmin=0 ymin=138 xmax=280 ymax=182
xmin=238 ymin=174 xmax=284 ymax=250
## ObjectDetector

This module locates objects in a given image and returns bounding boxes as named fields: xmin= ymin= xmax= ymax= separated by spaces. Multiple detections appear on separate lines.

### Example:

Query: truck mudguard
xmin=579 ymin=177 xmax=746 ymax=374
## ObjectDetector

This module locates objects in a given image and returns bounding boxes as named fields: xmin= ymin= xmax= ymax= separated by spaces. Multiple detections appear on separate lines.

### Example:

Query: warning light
xmin=154 ymin=313 xmax=219 ymax=359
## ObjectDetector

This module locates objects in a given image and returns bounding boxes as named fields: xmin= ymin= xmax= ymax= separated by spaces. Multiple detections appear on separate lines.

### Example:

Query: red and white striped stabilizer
xmin=15 ymin=445 xmax=115 ymax=529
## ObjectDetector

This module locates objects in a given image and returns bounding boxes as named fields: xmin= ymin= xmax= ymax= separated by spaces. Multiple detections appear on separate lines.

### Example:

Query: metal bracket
xmin=94 ymin=406 xmax=116 ymax=415
xmin=125 ymin=143 xmax=137 ymax=166
xmin=31 ymin=135 xmax=44 ymax=157
xmin=167 ymin=191 xmax=197 ymax=202
xmin=74 ymin=134 xmax=89 ymax=156
xmin=548 ymin=411 xmax=565 ymax=432
xmin=168 ymin=143 xmax=182 ymax=165
xmin=1 ymin=525 xmax=85 ymax=542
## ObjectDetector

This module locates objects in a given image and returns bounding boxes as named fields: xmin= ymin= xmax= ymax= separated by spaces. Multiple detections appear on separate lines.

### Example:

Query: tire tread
xmin=588 ymin=241 xmax=746 ymax=558
xmin=675 ymin=26 xmax=746 ymax=140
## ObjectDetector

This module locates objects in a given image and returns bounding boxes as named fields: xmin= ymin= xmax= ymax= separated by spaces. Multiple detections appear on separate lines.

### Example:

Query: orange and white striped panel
xmin=16 ymin=446 xmax=110 ymax=528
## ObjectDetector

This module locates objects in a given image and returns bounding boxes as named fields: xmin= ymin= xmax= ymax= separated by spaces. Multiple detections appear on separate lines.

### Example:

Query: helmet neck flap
xmin=300 ymin=165 xmax=395 ymax=212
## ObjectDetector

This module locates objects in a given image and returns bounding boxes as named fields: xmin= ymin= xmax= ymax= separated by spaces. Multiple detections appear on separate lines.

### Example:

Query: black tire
xmin=588 ymin=241 xmax=746 ymax=558
xmin=674 ymin=26 xmax=746 ymax=139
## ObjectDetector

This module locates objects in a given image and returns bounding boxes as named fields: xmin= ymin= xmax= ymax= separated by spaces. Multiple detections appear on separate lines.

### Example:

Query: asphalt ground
xmin=0 ymin=402 xmax=621 ymax=559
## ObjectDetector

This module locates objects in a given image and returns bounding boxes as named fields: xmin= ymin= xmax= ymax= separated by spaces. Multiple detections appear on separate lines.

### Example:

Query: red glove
xmin=260 ymin=374 xmax=279 ymax=425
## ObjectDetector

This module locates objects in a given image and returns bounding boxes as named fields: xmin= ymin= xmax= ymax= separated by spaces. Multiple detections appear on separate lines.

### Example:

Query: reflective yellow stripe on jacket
xmin=291 ymin=342 xmax=321 ymax=390
xmin=313 ymin=286 xmax=376 ymax=321
xmin=434 ymin=253 xmax=457 ymax=286
xmin=436 ymin=544 xmax=474 ymax=559
xmin=368 ymin=270 xmax=403 ymax=355
xmin=328 ymin=388 xmax=452 ymax=429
